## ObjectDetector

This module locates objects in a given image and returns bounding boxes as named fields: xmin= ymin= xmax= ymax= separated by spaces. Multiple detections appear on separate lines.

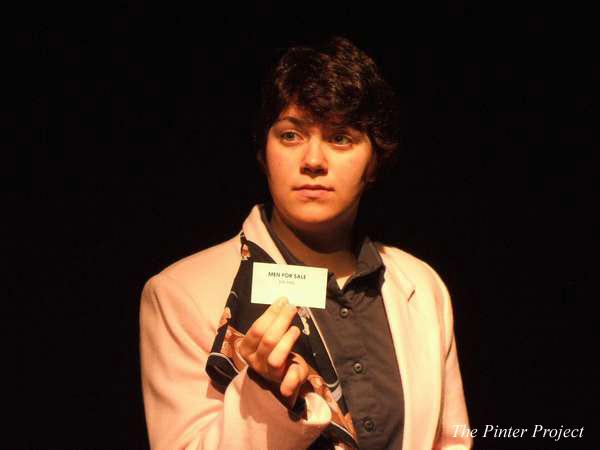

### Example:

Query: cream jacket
xmin=140 ymin=205 xmax=472 ymax=450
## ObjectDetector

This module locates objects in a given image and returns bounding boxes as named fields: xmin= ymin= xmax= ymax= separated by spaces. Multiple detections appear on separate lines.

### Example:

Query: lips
xmin=293 ymin=184 xmax=333 ymax=200
xmin=294 ymin=184 xmax=334 ymax=191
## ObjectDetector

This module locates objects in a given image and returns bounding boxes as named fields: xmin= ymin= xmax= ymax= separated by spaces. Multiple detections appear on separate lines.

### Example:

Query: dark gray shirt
xmin=260 ymin=205 xmax=404 ymax=450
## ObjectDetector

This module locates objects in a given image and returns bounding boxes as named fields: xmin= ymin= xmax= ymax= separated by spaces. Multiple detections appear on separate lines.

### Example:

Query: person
xmin=139 ymin=37 xmax=472 ymax=450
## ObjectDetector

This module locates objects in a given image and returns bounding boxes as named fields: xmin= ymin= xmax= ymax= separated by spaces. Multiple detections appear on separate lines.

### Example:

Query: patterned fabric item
xmin=206 ymin=232 xmax=359 ymax=450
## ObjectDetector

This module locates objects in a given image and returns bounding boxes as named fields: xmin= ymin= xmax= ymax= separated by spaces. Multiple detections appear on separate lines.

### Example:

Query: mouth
xmin=294 ymin=184 xmax=334 ymax=191
xmin=293 ymin=184 xmax=334 ymax=199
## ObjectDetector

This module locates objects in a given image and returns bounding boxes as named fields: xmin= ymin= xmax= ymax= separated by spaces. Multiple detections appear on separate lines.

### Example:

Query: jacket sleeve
xmin=432 ymin=271 xmax=473 ymax=450
xmin=139 ymin=273 xmax=332 ymax=450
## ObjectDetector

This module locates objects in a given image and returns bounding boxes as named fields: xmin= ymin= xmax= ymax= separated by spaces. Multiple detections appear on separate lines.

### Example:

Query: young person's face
xmin=265 ymin=104 xmax=375 ymax=233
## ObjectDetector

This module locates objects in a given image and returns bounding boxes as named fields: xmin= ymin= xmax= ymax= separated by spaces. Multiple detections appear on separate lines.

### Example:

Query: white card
xmin=251 ymin=262 xmax=328 ymax=309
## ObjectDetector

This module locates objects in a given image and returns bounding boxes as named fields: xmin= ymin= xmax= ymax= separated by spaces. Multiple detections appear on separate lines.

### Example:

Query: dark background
xmin=17 ymin=5 xmax=596 ymax=450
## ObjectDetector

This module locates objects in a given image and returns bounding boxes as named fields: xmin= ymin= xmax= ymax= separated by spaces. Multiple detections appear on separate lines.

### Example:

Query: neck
xmin=269 ymin=207 xmax=358 ymax=279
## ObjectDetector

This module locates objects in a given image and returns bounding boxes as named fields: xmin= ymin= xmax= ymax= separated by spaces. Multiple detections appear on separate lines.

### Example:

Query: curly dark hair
xmin=254 ymin=36 xmax=401 ymax=182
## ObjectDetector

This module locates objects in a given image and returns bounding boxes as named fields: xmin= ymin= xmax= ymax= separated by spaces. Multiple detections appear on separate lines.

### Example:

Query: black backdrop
xmin=19 ymin=6 xmax=596 ymax=450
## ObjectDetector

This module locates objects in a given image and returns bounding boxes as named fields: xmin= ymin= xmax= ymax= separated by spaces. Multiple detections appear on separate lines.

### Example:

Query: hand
xmin=238 ymin=297 xmax=308 ymax=404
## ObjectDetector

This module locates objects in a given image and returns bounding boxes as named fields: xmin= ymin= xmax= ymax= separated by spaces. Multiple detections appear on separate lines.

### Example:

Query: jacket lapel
xmin=379 ymin=248 xmax=442 ymax=450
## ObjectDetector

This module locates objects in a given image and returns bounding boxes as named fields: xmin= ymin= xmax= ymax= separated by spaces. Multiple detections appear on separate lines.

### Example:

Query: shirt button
xmin=363 ymin=417 xmax=375 ymax=432
xmin=339 ymin=307 xmax=350 ymax=318
xmin=352 ymin=361 xmax=363 ymax=374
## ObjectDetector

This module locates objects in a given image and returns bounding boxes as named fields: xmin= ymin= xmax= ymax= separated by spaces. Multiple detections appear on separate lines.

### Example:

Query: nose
xmin=300 ymin=136 xmax=328 ymax=176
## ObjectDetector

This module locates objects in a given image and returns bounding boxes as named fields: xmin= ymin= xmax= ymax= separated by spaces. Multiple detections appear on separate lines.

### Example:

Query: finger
xmin=280 ymin=362 xmax=308 ymax=398
xmin=255 ymin=303 xmax=298 ymax=360
xmin=240 ymin=297 xmax=289 ymax=354
xmin=266 ymin=325 xmax=301 ymax=371
xmin=292 ymin=355 xmax=309 ymax=383
xmin=280 ymin=364 xmax=300 ymax=398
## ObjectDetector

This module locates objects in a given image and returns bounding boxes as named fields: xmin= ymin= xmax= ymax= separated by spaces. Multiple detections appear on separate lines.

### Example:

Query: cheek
xmin=265 ymin=151 xmax=287 ymax=183
xmin=340 ymin=155 xmax=372 ymax=190
xmin=265 ymin=145 xmax=293 ymax=196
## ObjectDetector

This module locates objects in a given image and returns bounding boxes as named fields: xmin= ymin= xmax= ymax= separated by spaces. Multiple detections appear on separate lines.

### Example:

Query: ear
xmin=256 ymin=148 xmax=270 ymax=178
xmin=365 ymin=150 xmax=379 ymax=185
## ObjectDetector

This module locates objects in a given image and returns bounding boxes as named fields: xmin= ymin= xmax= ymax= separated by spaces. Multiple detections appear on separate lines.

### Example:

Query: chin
xmin=285 ymin=202 xmax=352 ymax=231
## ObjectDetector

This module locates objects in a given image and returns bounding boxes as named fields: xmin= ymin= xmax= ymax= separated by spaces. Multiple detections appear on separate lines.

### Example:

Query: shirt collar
xmin=258 ymin=203 xmax=384 ymax=285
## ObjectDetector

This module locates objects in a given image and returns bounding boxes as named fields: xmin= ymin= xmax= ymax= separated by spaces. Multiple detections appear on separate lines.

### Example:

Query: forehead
xmin=275 ymin=104 xmax=349 ymax=129
xmin=278 ymin=104 xmax=305 ymax=119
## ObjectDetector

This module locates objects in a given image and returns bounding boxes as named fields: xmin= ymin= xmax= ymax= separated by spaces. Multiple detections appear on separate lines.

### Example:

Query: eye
xmin=331 ymin=134 xmax=353 ymax=146
xmin=279 ymin=130 xmax=303 ymax=144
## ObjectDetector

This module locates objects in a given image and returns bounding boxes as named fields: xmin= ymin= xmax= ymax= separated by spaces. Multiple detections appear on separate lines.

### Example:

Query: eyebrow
xmin=273 ymin=116 xmax=313 ymax=128
xmin=274 ymin=116 xmax=354 ymax=132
